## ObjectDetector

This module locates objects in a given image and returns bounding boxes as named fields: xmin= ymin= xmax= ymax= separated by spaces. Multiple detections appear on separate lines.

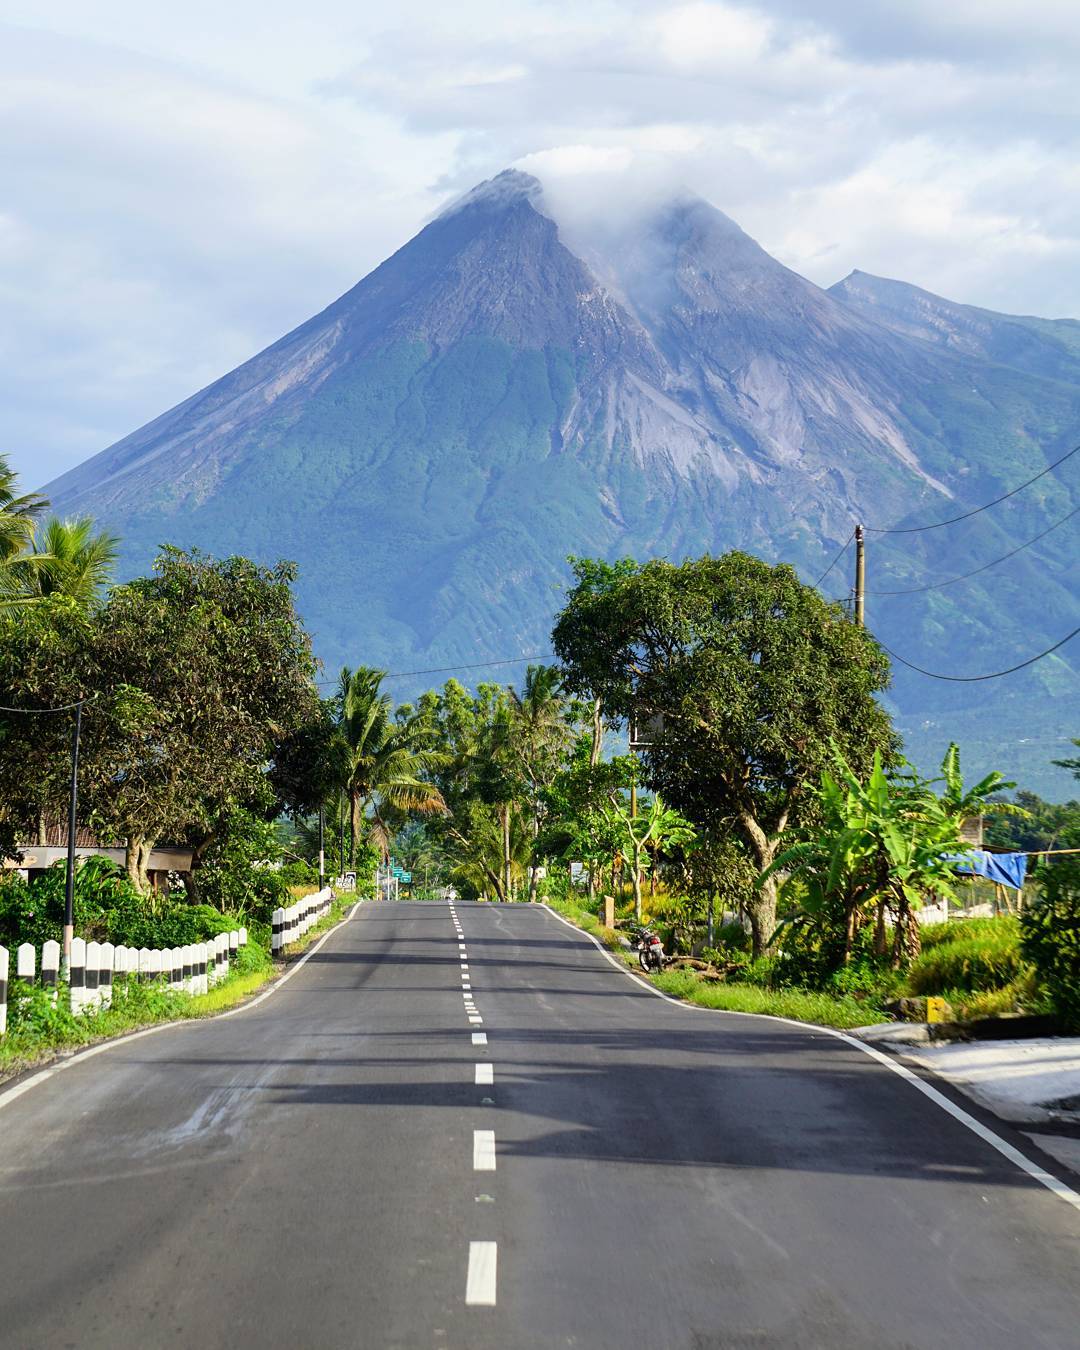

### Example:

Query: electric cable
xmin=878 ymin=625 xmax=1080 ymax=682
xmin=812 ymin=530 xmax=855 ymax=588
xmin=314 ymin=654 xmax=556 ymax=686
xmin=863 ymin=502 xmax=1080 ymax=595
xmin=865 ymin=441 xmax=1079 ymax=534
xmin=0 ymin=696 xmax=91 ymax=714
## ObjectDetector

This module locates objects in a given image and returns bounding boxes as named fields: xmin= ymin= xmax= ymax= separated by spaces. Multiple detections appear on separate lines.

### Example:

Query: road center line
xmin=475 ymin=1063 xmax=494 ymax=1085
xmin=472 ymin=1032 xmax=487 ymax=1045
xmin=466 ymin=1241 xmax=497 ymax=1306
xmin=473 ymin=1130 xmax=496 ymax=1170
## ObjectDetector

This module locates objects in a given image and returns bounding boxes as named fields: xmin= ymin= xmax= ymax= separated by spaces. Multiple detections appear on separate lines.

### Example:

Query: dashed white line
xmin=475 ymin=1063 xmax=494 ymax=1085
xmin=466 ymin=1241 xmax=497 ymax=1306
xmin=472 ymin=1032 xmax=487 ymax=1045
xmin=473 ymin=1130 xmax=496 ymax=1170
xmin=469 ymin=1015 xmax=483 ymax=1024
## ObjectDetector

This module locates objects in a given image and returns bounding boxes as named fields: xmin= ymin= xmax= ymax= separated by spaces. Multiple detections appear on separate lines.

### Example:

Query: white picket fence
xmin=271 ymin=888 xmax=335 ymax=956
xmin=0 ymin=927 xmax=248 ymax=1034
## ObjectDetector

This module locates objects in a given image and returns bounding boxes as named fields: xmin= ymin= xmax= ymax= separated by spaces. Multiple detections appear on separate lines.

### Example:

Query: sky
xmin=2 ymin=0 xmax=1078 ymax=489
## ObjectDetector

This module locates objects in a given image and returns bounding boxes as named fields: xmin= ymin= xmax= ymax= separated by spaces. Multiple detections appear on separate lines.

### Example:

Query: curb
xmin=0 ymin=897 xmax=364 ymax=1113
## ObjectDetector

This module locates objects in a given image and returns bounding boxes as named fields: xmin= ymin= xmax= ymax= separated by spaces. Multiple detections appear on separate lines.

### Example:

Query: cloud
xmin=1 ymin=1 xmax=1077 ymax=488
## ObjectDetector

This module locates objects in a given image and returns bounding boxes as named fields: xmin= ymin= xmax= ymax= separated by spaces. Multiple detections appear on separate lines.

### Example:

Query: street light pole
xmin=63 ymin=700 xmax=84 ymax=967
xmin=318 ymin=806 xmax=325 ymax=890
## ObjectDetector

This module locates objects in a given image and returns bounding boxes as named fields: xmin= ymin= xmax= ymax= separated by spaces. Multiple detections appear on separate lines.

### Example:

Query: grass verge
xmin=545 ymin=893 xmax=886 ymax=1030
xmin=0 ymin=893 xmax=356 ymax=1082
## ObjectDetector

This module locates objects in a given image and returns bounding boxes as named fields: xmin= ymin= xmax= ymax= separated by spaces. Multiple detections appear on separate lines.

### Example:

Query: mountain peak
xmin=438 ymin=168 xmax=544 ymax=221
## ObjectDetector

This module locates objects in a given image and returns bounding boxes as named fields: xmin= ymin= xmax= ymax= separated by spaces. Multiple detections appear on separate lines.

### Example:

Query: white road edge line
xmin=476 ymin=1063 xmax=494 ymax=1085
xmin=538 ymin=903 xmax=1080 ymax=1215
xmin=466 ymin=1241 xmax=497 ymax=1306
xmin=0 ymin=899 xmax=367 ymax=1115
xmin=473 ymin=1129 xmax=496 ymax=1170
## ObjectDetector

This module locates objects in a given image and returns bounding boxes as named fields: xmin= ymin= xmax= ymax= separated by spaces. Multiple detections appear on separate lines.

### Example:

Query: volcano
xmin=45 ymin=170 xmax=1080 ymax=792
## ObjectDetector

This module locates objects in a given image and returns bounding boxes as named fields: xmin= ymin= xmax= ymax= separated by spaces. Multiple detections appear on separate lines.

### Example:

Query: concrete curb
xmin=0 ymin=897 xmax=365 ymax=1112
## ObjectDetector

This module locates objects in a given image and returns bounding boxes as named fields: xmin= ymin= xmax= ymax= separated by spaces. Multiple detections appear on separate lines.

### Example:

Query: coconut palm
xmin=26 ymin=516 xmax=119 ymax=607
xmin=508 ymin=664 xmax=576 ymax=900
xmin=0 ymin=453 xmax=49 ymax=606
xmin=336 ymin=665 xmax=446 ymax=863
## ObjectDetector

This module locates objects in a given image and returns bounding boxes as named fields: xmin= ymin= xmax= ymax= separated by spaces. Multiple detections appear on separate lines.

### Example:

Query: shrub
xmin=907 ymin=917 xmax=1026 ymax=995
xmin=0 ymin=857 xmax=142 ymax=947
xmin=1021 ymin=857 xmax=1080 ymax=1029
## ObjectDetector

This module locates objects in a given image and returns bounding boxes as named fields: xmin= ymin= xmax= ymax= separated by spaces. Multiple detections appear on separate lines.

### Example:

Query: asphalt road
xmin=1 ymin=899 xmax=1079 ymax=1350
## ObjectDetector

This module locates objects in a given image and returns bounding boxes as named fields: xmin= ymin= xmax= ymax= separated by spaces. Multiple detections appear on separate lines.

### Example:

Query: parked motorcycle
xmin=630 ymin=925 xmax=666 ymax=973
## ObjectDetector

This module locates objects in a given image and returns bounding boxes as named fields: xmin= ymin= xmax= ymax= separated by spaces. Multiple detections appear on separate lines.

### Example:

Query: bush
xmin=0 ymin=856 xmax=142 ymax=948
xmin=907 ymin=917 xmax=1026 ymax=995
xmin=1021 ymin=858 xmax=1080 ymax=1029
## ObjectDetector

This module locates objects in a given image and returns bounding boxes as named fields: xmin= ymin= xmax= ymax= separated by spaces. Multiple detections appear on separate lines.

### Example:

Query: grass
xmin=908 ymin=917 xmax=1028 ymax=996
xmin=544 ymin=893 xmax=886 ymax=1030
xmin=0 ymin=893 xmax=356 ymax=1081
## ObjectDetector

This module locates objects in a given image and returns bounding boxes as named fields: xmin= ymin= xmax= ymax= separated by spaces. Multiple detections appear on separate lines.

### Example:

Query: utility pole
xmin=318 ymin=806 xmax=325 ymax=890
xmin=854 ymin=524 xmax=866 ymax=627
xmin=63 ymin=700 xmax=84 ymax=968
xmin=338 ymin=790 xmax=345 ymax=882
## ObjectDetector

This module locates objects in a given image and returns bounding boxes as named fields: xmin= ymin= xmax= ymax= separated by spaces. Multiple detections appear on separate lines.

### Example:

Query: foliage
xmin=0 ymin=452 xmax=49 ymax=610
xmin=552 ymin=552 xmax=896 ymax=956
xmin=603 ymin=791 xmax=696 ymax=922
xmin=24 ymin=515 xmax=118 ymax=607
xmin=1021 ymin=857 xmax=1080 ymax=1029
xmin=907 ymin=919 xmax=1027 ymax=995
xmin=647 ymin=968 xmax=886 ymax=1029
xmin=765 ymin=743 xmax=1017 ymax=970
xmin=333 ymin=666 xmax=446 ymax=864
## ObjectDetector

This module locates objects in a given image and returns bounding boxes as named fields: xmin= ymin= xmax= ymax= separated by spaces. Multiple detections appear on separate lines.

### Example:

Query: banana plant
xmin=761 ymin=743 xmax=1011 ymax=966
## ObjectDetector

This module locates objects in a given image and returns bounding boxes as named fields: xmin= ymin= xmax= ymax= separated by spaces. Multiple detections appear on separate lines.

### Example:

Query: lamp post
xmin=318 ymin=806 xmax=325 ymax=890
xmin=63 ymin=700 xmax=84 ymax=967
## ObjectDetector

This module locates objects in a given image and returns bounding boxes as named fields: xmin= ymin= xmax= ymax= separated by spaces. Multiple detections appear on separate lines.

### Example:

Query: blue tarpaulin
xmin=951 ymin=849 xmax=1028 ymax=889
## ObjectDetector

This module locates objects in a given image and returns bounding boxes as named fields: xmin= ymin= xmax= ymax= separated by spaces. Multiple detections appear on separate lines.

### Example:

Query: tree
xmin=25 ymin=516 xmax=118 ymax=607
xmin=87 ymin=549 xmax=321 ymax=892
xmin=334 ymin=666 xmax=445 ymax=865
xmin=765 ymin=743 xmax=1019 ymax=967
xmin=553 ymin=552 xmax=896 ymax=956
xmin=507 ymin=665 xmax=578 ymax=901
xmin=604 ymin=790 xmax=697 ymax=922
xmin=0 ymin=453 xmax=49 ymax=608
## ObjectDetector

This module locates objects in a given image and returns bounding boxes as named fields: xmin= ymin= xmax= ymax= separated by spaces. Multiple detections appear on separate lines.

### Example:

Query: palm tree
xmin=0 ymin=453 xmax=49 ymax=607
xmin=26 ymin=516 xmax=118 ymax=606
xmin=336 ymin=666 xmax=446 ymax=864
xmin=509 ymin=665 xmax=576 ymax=901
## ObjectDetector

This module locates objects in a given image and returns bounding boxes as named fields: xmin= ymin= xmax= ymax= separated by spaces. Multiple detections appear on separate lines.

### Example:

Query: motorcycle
xmin=630 ymin=925 xmax=666 ymax=973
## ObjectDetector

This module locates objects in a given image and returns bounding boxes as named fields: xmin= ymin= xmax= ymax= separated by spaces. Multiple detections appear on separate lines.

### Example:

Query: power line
xmin=879 ymin=625 xmax=1080 ymax=682
xmin=315 ymin=654 xmax=556 ymax=686
xmin=0 ymin=696 xmax=90 ymax=714
xmin=865 ymin=441 xmax=1080 ymax=535
xmin=812 ymin=530 xmax=855 ymax=588
xmin=864 ymin=502 xmax=1080 ymax=595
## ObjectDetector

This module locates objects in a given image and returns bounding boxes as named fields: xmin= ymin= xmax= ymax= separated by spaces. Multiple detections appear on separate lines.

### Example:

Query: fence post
xmin=42 ymin=940 xmax=60 ymax=998
xmin=100 ymin=942 xmax=114 ymax=1009
xmin=218 ymin=933 xmax=229 ymax=977
xmin=85 ymin=941 xmax=101 ymax=1009
xmin=70 ymin=937 xmax=86 ymax=1014
xmin=0 ymin=946 xmax=7 ymax=1036
xmin=17 ymin=942 xmax=35 ymax=985
xmin=239 ymin=926 xmax=247 ymax=950
xmin=229 ymin=931 xmax=239 ymax=966
xmin=182 ymin=945 xmax=192 ymax=993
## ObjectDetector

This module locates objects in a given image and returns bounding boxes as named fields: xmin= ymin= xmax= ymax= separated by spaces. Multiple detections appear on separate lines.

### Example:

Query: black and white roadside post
xmin=63 ymin=699 xmax=84 ymax=971
xmin=318 ymin=805 xmax=326 ymax=891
